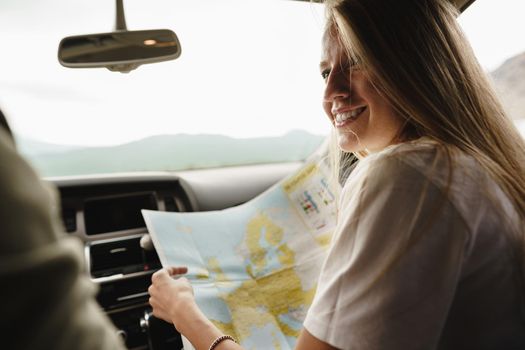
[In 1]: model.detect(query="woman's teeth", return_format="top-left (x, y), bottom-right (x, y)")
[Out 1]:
top-left (335, 106), bottom-right (366, 123)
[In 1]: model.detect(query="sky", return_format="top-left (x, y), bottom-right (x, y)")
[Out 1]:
top-left (458, 0), bottom-right (525, 71)
top-left (0, 0), bottom-right (523, 147)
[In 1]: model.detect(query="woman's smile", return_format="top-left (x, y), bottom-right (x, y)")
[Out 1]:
top-left (333, 106), bottom-right (368, 127)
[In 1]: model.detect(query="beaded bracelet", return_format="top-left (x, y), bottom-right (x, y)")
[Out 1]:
top-left (208, 335), bottom-right (236, 350)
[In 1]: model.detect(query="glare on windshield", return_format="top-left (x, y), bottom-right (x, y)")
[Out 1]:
top-left (0, 0), bottom-right (328, 176)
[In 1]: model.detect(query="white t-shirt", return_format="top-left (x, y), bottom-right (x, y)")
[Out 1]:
top-left (303, 139), bottom-right (525, 350)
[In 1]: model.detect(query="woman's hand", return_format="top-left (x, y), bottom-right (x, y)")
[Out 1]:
top-left (148, 267), bottom-right (330, 350)
top-left (148, 266), bottom-right (194, 329)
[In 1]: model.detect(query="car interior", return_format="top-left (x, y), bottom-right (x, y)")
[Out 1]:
top-left (1, 0), bottom-right (523, 349)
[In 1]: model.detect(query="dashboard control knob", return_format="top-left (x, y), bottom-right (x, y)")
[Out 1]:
top-left (140, 234), bottom-right (154, 251)
top-left (140, 310), bottom-right (153, 331)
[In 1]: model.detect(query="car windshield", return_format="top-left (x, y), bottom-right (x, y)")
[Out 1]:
top-left (0, 0), bottom-right (523, 177)
top-left (0, 0), bottom-right (328, 177)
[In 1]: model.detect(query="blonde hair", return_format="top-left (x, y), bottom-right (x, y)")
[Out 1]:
top-left (324, 0), bottom-right (525, 281)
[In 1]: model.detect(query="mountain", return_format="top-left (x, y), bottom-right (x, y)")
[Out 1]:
top-left (15, 137), bottom-right (82, 156)
top-left (491, 52), bottom-right (525, 120)
top-left (19, 130), bottom-right (326, 177)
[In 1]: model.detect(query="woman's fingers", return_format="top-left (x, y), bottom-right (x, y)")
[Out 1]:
top-left (167, 266), bottom-right (188, 276)
top-left (151, 268), bottom-right (169, 283)
top-left (151, 266), bottom-right (188, 283)
top-left (148, 266), bottom-right (195, 327)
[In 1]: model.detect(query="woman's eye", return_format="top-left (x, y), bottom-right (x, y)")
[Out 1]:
top-left (321, 69), bottom-right (330, 80)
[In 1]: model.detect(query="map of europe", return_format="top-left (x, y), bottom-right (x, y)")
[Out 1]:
top-left (143, 160), bottom-right (338, 350)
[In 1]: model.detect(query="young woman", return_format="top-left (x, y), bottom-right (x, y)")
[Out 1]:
top-left (148, 0), bottom-right (525, 349)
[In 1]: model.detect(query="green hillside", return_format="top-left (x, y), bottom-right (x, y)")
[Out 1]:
top-left (21, 130), bottom-right (326, 177)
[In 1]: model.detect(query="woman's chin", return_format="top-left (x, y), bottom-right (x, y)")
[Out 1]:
top-left (337, 132), bottom-right (363, 153)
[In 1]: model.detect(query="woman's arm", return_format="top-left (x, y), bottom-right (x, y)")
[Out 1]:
top-left (296, 329), bottom-right (338, 350)
top-left (303, 153), bottom-right (470, 349)
top-left (148, 268), bottom-right (339, 350)
top-left (148, 267), bottom-right (242, 350)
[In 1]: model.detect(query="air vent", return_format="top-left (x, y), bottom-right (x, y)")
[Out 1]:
top-left (163, 196), bottom-right (179, 212)
top-left (97, 273), bottom-right (152, 310)
top-left (89, 237), bottom-right (160, 278)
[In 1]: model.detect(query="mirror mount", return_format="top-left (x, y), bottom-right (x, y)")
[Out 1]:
top-left (109, 0), bottom-right (137, 72)
top-left (106, 0), bottom-right (140, 73)
top-left (107, 62), bottom-right (139, 73)
top-left (115, 0), bottom-right (128, 31)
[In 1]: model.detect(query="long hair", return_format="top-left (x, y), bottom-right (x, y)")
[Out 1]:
top-left (324, 0), bottom-right (525, 282)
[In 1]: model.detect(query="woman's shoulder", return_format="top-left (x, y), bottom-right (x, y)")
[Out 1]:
top-left (345, 138), bottom-right (447, 188)
top-left (344, 138), bottom-right (493, 209)
top-left (345, 137), bottom-right (517, 233)
top-left (353, 137), bottom-right (483, 188)
top-left (340, 138), bottom-right (450, 207)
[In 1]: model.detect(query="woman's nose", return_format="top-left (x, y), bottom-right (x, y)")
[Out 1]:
top-left (323, 68), bottom-right (351, 103)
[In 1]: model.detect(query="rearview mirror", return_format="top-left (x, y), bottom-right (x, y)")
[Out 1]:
top-left (58, 29), bottom-right (181, 73)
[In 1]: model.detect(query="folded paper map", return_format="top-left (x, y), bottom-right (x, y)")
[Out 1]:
top-left (142, 159), bottom-right (338, 350)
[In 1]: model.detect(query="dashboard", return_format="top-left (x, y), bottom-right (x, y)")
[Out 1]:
top-left (50, 162), bottom-right (301, 350)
